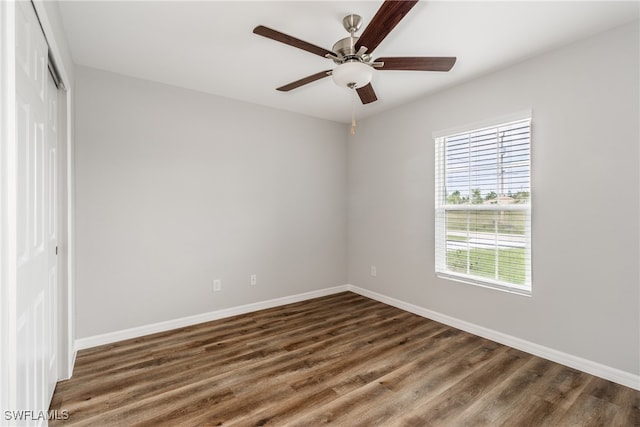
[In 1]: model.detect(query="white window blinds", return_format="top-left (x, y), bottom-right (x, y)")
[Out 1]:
top-left (435, 114), bottom-right (532, 295)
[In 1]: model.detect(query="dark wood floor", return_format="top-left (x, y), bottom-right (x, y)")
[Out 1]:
top-left (50, 292), bottom-right (639, 426)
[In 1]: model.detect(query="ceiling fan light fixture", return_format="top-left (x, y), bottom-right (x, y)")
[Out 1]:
top-left (254, 1), bottom-right (455, 107)
top-left (331, 61), bottom-right (372, 89)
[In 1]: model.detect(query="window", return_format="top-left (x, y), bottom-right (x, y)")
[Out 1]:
top-left (434, 112), bottom-right (531, 295)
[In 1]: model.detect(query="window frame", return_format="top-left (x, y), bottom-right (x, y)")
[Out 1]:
top-left (434, 111), bottom-right (532, 296)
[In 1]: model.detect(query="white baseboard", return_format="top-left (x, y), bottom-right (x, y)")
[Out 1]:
top-left (75, 285), bottom-right (349, 351)
top-left (345, 284), bottom-right (640, 391)
top-left (74, 283), bottom-right (639, 390)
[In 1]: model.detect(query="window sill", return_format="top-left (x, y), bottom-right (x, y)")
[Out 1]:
top-left (436, 272), bottom-right (531, 297)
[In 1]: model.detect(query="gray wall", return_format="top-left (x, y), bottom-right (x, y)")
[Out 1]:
top-left (75, 67), bottom-right (347, 338)
top-left (347, 22), bottom-right (639, 375)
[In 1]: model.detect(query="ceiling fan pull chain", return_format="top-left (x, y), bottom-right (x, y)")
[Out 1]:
top-left (350, 89), bottom-right (357, 135)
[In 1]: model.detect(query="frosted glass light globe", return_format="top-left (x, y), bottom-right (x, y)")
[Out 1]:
top-left (332, 62), bottom-right (372, 88)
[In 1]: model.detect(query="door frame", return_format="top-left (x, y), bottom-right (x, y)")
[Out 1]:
top-left (1, 0), bottom-right (19, 411)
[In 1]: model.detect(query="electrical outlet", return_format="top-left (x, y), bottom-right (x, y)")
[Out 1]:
top-left (371, 265), bottom-right (377, 277)
top-left (213, 279), bottom-right (221, 292)
top-left (250, 274), bottom-right (257, 286)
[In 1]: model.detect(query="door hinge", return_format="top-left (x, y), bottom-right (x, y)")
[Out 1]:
top-left (56, 246), bottom-right (58, 255)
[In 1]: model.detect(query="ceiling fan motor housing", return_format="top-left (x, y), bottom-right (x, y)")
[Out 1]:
top-left (332, 37), bottom-right (360, 62)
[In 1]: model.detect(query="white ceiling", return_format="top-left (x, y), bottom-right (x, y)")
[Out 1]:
top-left (57, 1), bottom-right (639, 124)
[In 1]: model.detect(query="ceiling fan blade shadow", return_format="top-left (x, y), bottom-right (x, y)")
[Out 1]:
top-left (355, 0), bottom-right (419, 54)
top-left (253, 25), bottom-right (334, 58)
top-left (276, 70), bottom-right (332, 92)
top-left (356, 83), bottom-right (378, 104)
top-left (375, 57), bottom-right (457, 71)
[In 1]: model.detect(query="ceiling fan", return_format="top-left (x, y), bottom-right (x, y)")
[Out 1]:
top-left (253, 0), bottom-right (456, 105)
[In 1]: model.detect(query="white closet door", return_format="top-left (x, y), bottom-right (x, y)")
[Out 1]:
top-left (15, 0), bottom-right (57, 423)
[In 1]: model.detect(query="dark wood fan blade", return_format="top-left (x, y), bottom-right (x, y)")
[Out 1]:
top-left (375, 57), bottom-right (457, 71)
top-left (253, 25), bottom-right (334, 58)
top-left (355, 0), bottom-right (419, 54)
top-left (356, 83), bottom-right (378, 104)
top-left (276, 70), bottom-right (332, 92)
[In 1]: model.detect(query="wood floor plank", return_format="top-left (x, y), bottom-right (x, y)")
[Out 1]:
top-left (314, 335), bottom-right (497, 426)
top-left (49, 292), bottom-right (640, 426)
top-left (452, 357), bottom-right (559, 426)
top-left (397, 347), bottom-right (533, 426)
top-left (556, 391), bottom-right (623, 427)
top-left (188, 312), bottom-right (439, 425)
top-left (55, 298), bottom-right (396, 421)
top-left (229, 319), bottom-right (461, 426)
